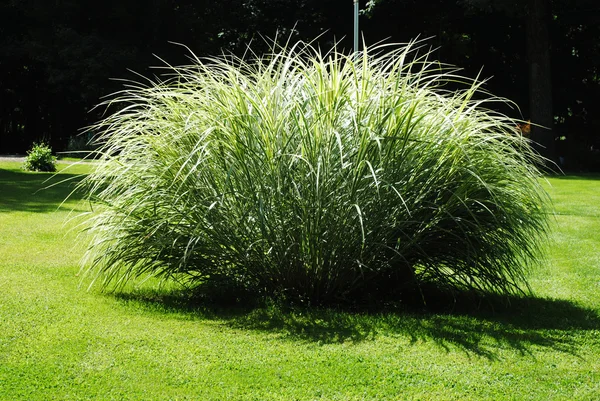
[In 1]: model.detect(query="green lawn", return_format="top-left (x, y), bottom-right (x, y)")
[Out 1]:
top-left (1, 161), bottom-right (599, 400)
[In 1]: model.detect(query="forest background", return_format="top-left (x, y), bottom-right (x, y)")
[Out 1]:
top-left (1, 0), bottom-right (599, 169)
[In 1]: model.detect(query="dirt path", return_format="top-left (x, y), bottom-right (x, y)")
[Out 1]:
top-left (0, 155), bottom-right (88, 164)
top-left (0, 155), bottom-right (26, 162)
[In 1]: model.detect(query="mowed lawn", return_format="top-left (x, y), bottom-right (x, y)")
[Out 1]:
top-left (0, 160), bottom-right (598, 400)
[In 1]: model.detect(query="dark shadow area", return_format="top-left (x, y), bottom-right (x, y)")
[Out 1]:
top-left (0, 167), bottom-right (88, 213)
top-left (111, 287), bottom-right (600, 360)
top-left (547, 173), bottom-right (600, 181)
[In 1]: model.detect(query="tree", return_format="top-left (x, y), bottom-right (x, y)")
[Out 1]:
top-left (363, 0), bottom-right (556, 158)
top-left (0, 0), bottom-right (242, 153)
top-left (1, 0), bottom-right (598, 164)
top-left (527, 0), bottom-right (555, 162)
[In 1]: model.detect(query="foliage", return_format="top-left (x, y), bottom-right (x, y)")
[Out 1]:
top-left (78, 41), bottom-right (551, 305)
top-left (2, 1), bottom-right (599, 157)
top-left (23, 142), bottom-right (57, 172)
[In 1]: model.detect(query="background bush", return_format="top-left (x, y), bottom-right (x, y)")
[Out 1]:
top-left (80, 42), bottom-right (550, 305)
top-left (23, 142), bottom-right (56, 172)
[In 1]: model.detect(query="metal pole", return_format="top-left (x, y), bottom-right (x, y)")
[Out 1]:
top-left (353, 0), bottom-right (359, 55)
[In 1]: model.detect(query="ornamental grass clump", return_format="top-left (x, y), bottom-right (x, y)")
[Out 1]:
top-left (79, 41), bottom-right (550, 305)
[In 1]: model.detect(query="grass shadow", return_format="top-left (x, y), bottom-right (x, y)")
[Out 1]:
top-left (548, 173), bottom-right (600, 180)
top-left (111, 287), bottom-right (600, 360)
top-left (0, 167), bottom-right (88, 213)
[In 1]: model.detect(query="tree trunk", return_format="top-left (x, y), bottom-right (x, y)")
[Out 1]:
top-left (527, 0), bottom-right (555, 163)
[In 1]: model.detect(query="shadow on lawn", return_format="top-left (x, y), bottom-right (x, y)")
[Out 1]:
top-left (549, 173), bottom-right (600, 180)
top-left (0, 167), bottom-right (87, 213)
top-left (112, 288), bottom-right (600, 360)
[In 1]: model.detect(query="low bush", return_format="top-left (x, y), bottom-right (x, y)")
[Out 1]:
top-left (23, 142), bottom-right (57, 172)
top-left (79, 41), bottom-right (550, 305)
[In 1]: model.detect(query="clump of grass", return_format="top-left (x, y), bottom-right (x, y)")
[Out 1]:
top-left (79, 40), bottom-right (550, 305)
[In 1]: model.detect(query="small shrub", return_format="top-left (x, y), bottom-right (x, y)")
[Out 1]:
top-left (79, 41), bottom-right (550, 305)
top-left (23, 142), bottom-right (57, 172)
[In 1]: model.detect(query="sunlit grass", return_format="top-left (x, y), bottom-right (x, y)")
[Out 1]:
top-left (538, 176), bottom-right (600, 307)
top-left (0, 161), bottom-right (598, 400)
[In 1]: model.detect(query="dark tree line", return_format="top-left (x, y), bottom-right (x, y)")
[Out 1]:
top-left (1, 0), bottom-right (599, 168)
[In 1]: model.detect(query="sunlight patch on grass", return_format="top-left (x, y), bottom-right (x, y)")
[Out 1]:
top-left (0, 163), bottom-right (599, 400)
